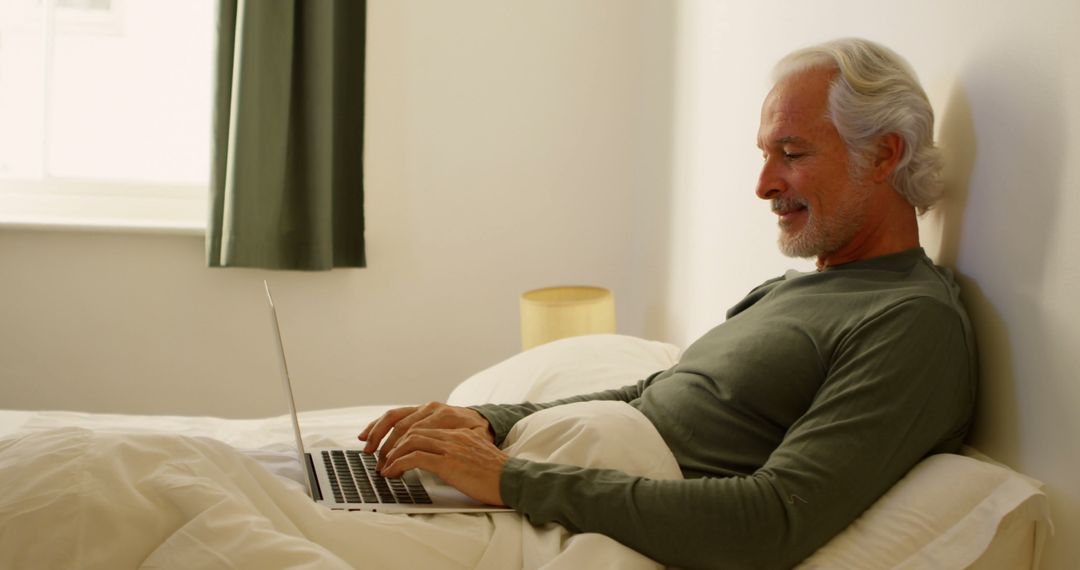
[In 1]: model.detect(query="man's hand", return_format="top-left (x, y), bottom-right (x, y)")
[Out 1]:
top-left (358, 402), bottom-right (506, 505)
top-left (378, 426), bottom-right (508, 506)
top-left (359, 402), bottom-right (495, 462)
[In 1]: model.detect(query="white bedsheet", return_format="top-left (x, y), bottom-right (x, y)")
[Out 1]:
top-left (0, 402), bottom-right (675, 570)
top-left (6, 406), bottom-right (402, 487)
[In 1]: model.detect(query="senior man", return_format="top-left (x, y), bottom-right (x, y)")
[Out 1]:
top-left (361, 38), bottom-right (975, 568)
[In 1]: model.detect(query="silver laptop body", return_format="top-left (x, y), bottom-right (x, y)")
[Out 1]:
top-left (264, 281), bottom-right (511, 514)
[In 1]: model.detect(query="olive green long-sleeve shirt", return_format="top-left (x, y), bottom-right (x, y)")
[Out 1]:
top-left (473, 248), bottom-right (976, 569)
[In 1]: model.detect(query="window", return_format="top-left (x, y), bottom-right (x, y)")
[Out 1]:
top-left (0, 0), bottom-right (216, 232)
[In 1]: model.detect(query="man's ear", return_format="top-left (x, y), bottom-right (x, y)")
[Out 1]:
top-left (871, 133), bottom-right (905, 183)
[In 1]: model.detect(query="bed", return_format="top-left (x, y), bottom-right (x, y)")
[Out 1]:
top-left (0, 334), bottom-right (1052, 569)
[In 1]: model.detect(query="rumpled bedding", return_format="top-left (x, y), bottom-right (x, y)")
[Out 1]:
top-left (0, 401), bottom-right (676, 570)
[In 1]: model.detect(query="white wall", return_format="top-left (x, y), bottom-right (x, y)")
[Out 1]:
top-left (0, 0), bottom-right (676, 418)
top-left (665, 1), bottom-right (1079, 567)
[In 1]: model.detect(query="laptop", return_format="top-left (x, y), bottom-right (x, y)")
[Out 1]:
top-left (264, 280), bottom-right (512, 514)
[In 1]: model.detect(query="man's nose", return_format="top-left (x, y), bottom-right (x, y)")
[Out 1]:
top-left (756, 161), bottom-right (786, 200)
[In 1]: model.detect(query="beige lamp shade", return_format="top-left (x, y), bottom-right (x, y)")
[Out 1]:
top-left (520, 286), bottom-right (615, 351)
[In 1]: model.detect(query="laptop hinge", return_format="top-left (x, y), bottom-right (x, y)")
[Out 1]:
top-left (305, 453), bottom-right (323, 501)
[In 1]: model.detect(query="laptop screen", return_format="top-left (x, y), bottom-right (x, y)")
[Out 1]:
top-left (264, 280), bottom-right (316, 498)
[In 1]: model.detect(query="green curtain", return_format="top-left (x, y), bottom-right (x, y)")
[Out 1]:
top-left (207, 0), bottom-right (366, 270)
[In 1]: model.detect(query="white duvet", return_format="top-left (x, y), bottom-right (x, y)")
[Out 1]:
top-left (0, 401), bottom-right (679, 570)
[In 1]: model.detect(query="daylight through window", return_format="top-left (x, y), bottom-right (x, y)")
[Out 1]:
top-left (0, 0), bottom-right (215, 231)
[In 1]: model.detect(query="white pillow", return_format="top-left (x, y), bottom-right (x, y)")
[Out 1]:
top-left (446, 334), bottom-right (681, 406)
top-left (797, 452), bottom-right (1050, 569)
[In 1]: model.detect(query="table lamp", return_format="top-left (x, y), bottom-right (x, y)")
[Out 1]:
top-left (519, 286), bottom-right (615, 351)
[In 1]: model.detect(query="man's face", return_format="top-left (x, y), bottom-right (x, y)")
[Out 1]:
top-left (755, 68), bottom-right (871, 260)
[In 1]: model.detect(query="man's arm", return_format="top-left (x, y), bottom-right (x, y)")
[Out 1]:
top-left (362, 373), bottom-right (666, 468)
top-left (470, 376), bottom-right (658, 444)
top-left (498, 298), bottom-right (974, 568)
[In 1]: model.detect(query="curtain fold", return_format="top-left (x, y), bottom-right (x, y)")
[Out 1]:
top-left (207, 0), bottom-right (366, 270)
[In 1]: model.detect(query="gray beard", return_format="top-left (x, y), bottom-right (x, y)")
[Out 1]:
top-left (776, 185), bottom-right (873, 260)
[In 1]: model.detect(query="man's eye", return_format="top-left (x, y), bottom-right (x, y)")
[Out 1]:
top-left (784, 152), bottom-right (804, 160)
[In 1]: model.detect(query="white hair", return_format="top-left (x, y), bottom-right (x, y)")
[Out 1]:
top-left (774, 38), bottom-right (944, 213)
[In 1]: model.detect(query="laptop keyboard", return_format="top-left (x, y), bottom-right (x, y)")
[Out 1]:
top-left (322, 450), bottom-right (433, 505)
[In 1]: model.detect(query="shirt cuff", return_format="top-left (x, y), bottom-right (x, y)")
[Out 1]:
top-left (499, 456), bottom-right (529, 508)
top-left (468, 404), bottom-right (516, 445)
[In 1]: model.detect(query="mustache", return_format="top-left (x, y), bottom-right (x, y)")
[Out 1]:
top-left (771, 198), bottom-right (808, 213)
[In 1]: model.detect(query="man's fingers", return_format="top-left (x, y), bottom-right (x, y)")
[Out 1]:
top-left (375, 403), bottom-right (454, 464)
top-left (381, 428), bottom-right (489, 472)
top-left (359, 402), bottom-right (494, 461)
top-left (359, 416), bottom-right (385, 441)
top-left (381, 449), bottom-right (443, 479)
top-left (377, 407), bottom-right (439, 462)
top-left (358, 406), bottom-right (418, 453)
top-left (380, 429), bottom-right (454, 471)
top-left (381, 430), bottom-right (462, 476)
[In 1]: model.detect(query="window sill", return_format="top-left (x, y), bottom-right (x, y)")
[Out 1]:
top-left (0, 179), bottom-right (208, 236)
top-left (0, 217), bottom-right (205, 236)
